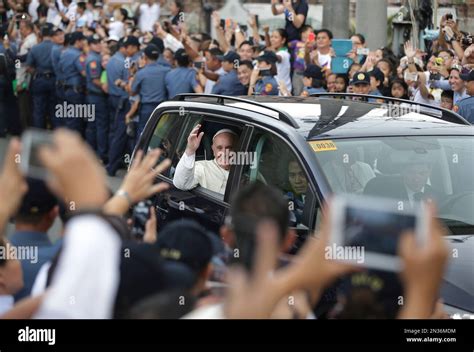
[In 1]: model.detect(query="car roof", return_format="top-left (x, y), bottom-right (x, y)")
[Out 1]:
top-left (238, 96), bottom-right (473, 140)
top-left (168, 94), bottom-right (473, 140)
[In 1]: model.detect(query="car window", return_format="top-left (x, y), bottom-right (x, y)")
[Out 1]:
top-left (147, 112), bottom-right (185, 178)
top-left (241, 129), bottom-right (314, 229)
top-left (170, 114), bottom-right (244, 198)
top-left (312, 136), bottom-right (474, 230)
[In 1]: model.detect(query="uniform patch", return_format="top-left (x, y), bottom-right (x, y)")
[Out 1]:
top-left (309, 140), bottom-right (338, 152)
top-left (453, 105), bottom-right (459, 113)
top-left (79, 56), bottom-right (86, 63)
top-left (265, 83), bottom-right (273, 93)
top-left (90, 61), bottom-right (97, 69)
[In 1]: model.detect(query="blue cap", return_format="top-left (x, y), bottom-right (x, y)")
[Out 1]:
top-left (17, 178), bottom-right (57, 217)
top-left (217, 50), bottom-right (240, 63)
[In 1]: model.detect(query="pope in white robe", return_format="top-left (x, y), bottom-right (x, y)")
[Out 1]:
top-left (173, 126), bottom-right (237, 194)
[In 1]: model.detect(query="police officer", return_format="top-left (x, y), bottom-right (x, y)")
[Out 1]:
top-left (301, 64), bottom-right (326, 96)
top-left (51, 27), bottom-right (66, 127)
top-left (26, 24), bottom-right (57, 129)
top-left (351, 71), bottom-right (373, 102)
top-left (455, 70), bottom-right (474, 123)
top-left (106, 36), bottom-right (140, 177)
top-left (85, 34), bottom-right (108, 163)
top-left (165, 48), bottom-right (202, 98)
top-left (59, 31), bottom-right (87, 133)
top-left (131, 44), bottom-right (170, 139)
top-left (249, 51), bottom-right (279, 96)
top-left (212, 51), bottom-right (247, 96)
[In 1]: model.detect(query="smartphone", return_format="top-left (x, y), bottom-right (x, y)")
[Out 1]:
top-left (446, 13), bottom-right (453, 21)
top-left (130, 200), bottom-right (153, 239)
top-left (308, 32), bottom-right (315, 42)
top-left (404, 71), bottom-right (418, 82)
top-left (330, 195), bottom-right (428, 272)
top-left (255, 15), bottom-right (259, 29)
top-left (435, 57), bottom-right (444, 66)
top-left (194, 61), bottom-right (203, 69)
top-left (357, 48), bottom-right (370, 56)
top-left (20, 129), bottom-right (54, 180)
top-left (220, 19), bottom-right (225, 29)
top-left (240, 24), bottom-right (248, 33)
top-left (260, 68), bottom-right (272, 77)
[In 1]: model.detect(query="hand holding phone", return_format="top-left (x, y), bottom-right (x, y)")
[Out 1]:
top-left (308, 32), bottom-right (315, 43)
top-left (20, 129), bottom-right (54, 180)
top-left (329, 195), bottom-right (428, 271)
top-left (131, 200), bottom-right (153, 239)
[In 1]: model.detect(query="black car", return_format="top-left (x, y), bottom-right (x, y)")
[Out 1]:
top-left (133, 93), bottom-right (474, 316)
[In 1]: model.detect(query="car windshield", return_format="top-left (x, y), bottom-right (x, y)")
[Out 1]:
top-left (311, 136), bottom-right (474, 232)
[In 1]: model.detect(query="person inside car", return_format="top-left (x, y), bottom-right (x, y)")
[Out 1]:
top-left (285, 160), bottom-right (308, 226)
top-left (173, 125), bottom-right (238, 194)
top-left (364, 159), bottom-right (440, 207)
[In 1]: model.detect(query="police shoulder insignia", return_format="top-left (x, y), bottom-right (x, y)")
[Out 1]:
top-left (453, 105), bottom-right (459, 113)
top-left (265, 83), bottom-right (273, 93)
top-left (79, 56), bottom-right (86, 63)
top-left (90, 61), bottom-right (97, 69)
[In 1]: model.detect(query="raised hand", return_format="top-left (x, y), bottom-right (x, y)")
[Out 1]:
top-left (185, 124), bottom-right (204, 156)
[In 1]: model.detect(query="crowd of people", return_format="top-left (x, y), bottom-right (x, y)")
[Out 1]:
top-left (0, 130), bottom-right (450, 319)
top-left (0, 0), bottom-right (472, 177)
top-left (0, 0), bottom-right (467, 320)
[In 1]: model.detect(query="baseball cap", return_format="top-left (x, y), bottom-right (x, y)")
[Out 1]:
top-left (123, 35), bottom-right (140, 47)
top-left (256, 50), bottom-right (278, 64)
top-left (144, 44), bottom-right (160, 60)
top-left (460, 70), bottom-right (474, 82)
top-left (155, 219), bottom-right (214, 274)
top-left (70, 31), bottom-right (86, 44)
top-left (149, 36), bottom-right (164, 54)
top-left (337, 270), bottom-right (404, 319)
top-left (303, 64), bottom-right (323, 80)
top-left (17, 178), bottom-right (57, 217)
top-left (216, 51), bottom-right (240, 63)
top-left (352, 71), bottom-right (370, 85)
top-left (87, 33), bottom-right (101, 44)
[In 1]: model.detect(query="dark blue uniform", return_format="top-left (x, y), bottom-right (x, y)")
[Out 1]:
top-left (105, 51), bottom-right (130, 176)
top-left (131, 62), bottom-right (170, 139)
top-left (26, 39), bottom-right (56, 128)
top-left (455, 96), bottom-right (474, 123)
top-left (51, 43), bottom-right (65, 126)
top-left (59, 47), bottom-right (86, 132)
top-left (255, 76), bottom-right (279, 96)
top-left (85, 50), bottom-right (108, 162)
top-left (165, 67), bottom-right (198, 98)
top-left (211, 69), bottom-right (247, 96)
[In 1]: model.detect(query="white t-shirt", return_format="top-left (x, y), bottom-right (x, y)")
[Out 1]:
top-left (205, 67), bottom-right (226, 94)
top-left (109, 21), bottom-right (125, 39)
top-left (317, 52), bottom-right (332, 70)
top-left (276, 49), bottom-right (292, 93)
top-left (138, 3), bottom-right (161, 33)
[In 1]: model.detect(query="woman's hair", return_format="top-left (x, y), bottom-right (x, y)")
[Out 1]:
top-left (336, 74), bottom-right (349, 90)
top-left (274, 28), bottom-right (288, 47)
top-left (389, 78), bottom-right (410, 99)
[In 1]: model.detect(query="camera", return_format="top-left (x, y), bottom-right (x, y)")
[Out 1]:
top-left (130, 199), bottom-right (153, 239)
top-left (260, 68), bottom-right (272, 77)
top-left (194, 61), bottom-right (204, 70)
top-left (446, 13), bottom-right (453, 21)
top-left (461, 35), bottom-right (474, 47)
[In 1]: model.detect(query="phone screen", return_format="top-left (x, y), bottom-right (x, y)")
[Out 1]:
top-left (260, 69), bottom-right (271, 77)
top-left (20, 129), bottom-right (54, 180)
top-left (342, 205), bottom-right (417, 256)
top-left (194, 61), bottom-right (203, 69)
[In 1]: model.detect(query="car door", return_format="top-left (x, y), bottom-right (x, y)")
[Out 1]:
top-left (236, 125), bottom-right (319, 252)
top-left (141, 108), bottom-right (247, 235)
